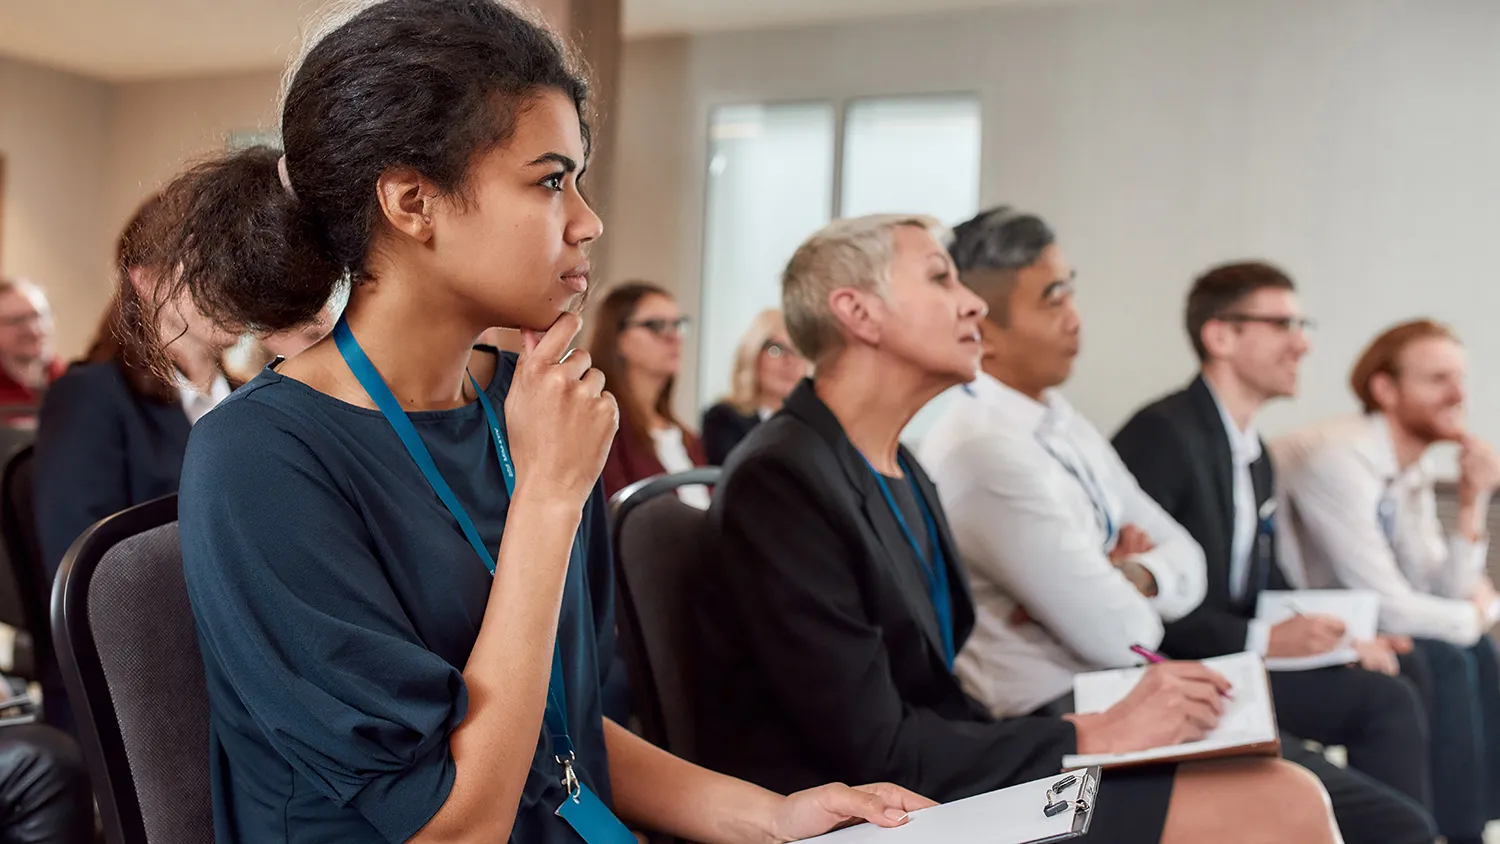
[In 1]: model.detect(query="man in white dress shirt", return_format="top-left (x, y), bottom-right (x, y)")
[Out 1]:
top-left (919, 206), bottom-right (1437, 844)
top-left (1274, 319), bottom-right (1500, 844)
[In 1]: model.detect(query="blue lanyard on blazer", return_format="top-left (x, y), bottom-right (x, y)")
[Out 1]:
top-left (863, 454), bottom-right (957, 669)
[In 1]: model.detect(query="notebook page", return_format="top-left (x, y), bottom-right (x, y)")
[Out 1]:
top-left (1063, 652), bottom-right (1275, 768)
top-left (1256, 590), bottom-right (1379, 671)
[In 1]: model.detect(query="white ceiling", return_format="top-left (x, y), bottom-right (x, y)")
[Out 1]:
top-left (0, 0), bottom-right (1080, 82)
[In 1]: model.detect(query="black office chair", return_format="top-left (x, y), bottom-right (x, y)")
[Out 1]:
top-left (609, 467), bottom-right (720, 765)
top-left (0, 444), bottom-right (44, 680)
top-left (52, 494), bottom-right (213, 844)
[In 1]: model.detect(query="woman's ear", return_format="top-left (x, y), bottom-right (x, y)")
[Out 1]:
top-left (827, 288), bottom-right (880, 348)
top-left (375, 166), bottom-right (438, 243)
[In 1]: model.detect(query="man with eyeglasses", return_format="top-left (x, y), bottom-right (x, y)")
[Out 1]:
top-left (1112, 263), bottom-right (1436, 841)
top-left (0, 278), bottom-right (64, 428)
top-left (918, 216), bottom-right (1436, 844)
top-left (1271, 319), bottom-right (1500, 844)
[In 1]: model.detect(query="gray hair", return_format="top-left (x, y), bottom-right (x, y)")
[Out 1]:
top-left (949, 206), bottom-right (1055, 325)
top-left (781, 213), bottom-right (951, 364)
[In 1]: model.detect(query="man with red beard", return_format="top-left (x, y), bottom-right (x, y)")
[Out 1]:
top-left (1274, 319), bottom-right (1500, 844)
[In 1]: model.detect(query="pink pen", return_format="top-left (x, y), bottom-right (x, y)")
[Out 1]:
top-left (1130, 644), bottom-right (1167, 664)
top-left (1130, 643), bottom-right (1233, 699)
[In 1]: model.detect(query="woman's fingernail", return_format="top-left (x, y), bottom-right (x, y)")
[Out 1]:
top-left (884, 808), bottom-right (908, 823)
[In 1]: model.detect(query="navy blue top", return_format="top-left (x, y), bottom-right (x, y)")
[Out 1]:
top-left (35, 360), bottom-right (192, 579)
top-left (179, 351), bottom-right (616, 844)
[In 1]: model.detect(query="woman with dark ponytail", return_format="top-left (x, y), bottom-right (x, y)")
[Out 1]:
top-left (160, 2), bottom-right (928, 842)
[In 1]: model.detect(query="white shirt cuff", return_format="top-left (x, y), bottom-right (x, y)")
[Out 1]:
top-left (1131, 552), bottom-right (1193, 621)
top-left (1245, 619), bottom-right (1273, 656)
top-left (1444, 534), bottom-right (1491, 598)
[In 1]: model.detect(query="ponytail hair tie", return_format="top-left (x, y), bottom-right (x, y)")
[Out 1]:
top-left (276, 155), bottom-right (298, 201)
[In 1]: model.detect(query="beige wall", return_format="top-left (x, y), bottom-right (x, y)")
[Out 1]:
top-left (0, 56), bottom-right (111, 358)
top-left (0, 57), bottom-right (279, 358)
top-left (608, 0), bottom-right (1500, 452)
top-left (103, 71), bottom-right (282, 250)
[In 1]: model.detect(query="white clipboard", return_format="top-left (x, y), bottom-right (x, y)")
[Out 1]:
top-left (794, 768), bottom-right (1100, 844)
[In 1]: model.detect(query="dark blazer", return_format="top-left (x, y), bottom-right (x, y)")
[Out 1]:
top-left (700, 401), bottom-right (760, 466)
top-left (1112, 376), bottom-right (1289, 659)
top-left (601, 411), bottom-right (707, 500)
top-left (34, 360), bottom-right (193, 579)
top-left (33, 359), bottom-right (194, 739)
top-left (693, 379), bottom-right (1076, 802)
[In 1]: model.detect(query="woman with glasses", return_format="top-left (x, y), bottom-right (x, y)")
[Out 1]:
top-left (590, 281), bottom-right (709, 504)
top-left (701, 309), bottom-right (808, 466)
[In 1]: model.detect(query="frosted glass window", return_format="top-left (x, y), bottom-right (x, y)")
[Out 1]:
top-left (840, 94), bottom-right (982, 226)
top-left (840, 95), bottom-right (982, 446)
top-left (699, 102), bottom-right (835, 410)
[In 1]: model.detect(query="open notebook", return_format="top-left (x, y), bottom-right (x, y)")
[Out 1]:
top-left (795, 769), bottom-right (1100, 844)
top-left (1255, 590), bottom-right (1379, 671)
top-left (1061, 652), bottom-right (1279, 769)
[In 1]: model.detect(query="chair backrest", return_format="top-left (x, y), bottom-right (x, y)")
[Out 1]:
top-left (609, 468), bottom-right (720, 764)
top-left (0, 444), bottom-right (47, 672)
top-left (52, 494), bottom-right (213, 844)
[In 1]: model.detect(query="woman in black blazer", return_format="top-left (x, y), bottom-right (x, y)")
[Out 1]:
top-left (33, 196), bottom-right (246, 735)
top-left (700, 308), bottom-right (806, 465)
top-left (35, 194), bottom-right (242, 579)
top-left (693, 214), bottom-right (1342, 844)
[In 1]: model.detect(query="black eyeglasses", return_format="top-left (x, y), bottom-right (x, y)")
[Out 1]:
top-left (1218, 314), bottom-right (1317, 333)
top-left (623, 316), bottom-right (692, 338)
top-left (761, 341), bottom-right (802, 360)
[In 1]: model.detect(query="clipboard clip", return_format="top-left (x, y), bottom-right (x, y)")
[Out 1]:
top-left (1043, 774), bottom-right (1090, 818)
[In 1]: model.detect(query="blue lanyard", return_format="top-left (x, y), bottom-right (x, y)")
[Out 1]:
top-left (1036, 433), bottom-right (1117, 547)
top-left (332, 319), bottom-right (580, 781)
top-left (1377, 481), bottom-right (1399, 550)
top-left (865, 455), bottom-right (956, 669)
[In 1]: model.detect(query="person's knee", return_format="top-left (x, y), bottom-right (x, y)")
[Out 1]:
top-left (1361, 670), bottom-right (1427, 728)
top-left (1167, 759), bottom-right (1337, 843)
top-left (1258, 759), bottom-right (1338, 840)
top-left (0, 725), bottom-right (90, 796)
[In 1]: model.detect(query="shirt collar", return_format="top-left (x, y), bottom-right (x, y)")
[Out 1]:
top-left (1203, 377), bottom-right (1262, 465)
top-left (177, 372), bottom-right (232, 422)
top-left (966, 371), bottom-right (1072, 435)
top-left (1366, 412), bottom-right (1431, 488)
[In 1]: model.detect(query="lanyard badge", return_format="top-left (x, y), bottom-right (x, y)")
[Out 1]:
top-left (333, 318), bottom-right (633, 844)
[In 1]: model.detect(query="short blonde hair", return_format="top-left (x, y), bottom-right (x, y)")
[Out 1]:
top-left (723, 309), bottom-right (788, 413)
top-left (782, 214), bottom-right (951, 363)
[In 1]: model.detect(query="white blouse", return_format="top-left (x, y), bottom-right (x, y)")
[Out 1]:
top-left (651, 426), bottom-right (711, 510)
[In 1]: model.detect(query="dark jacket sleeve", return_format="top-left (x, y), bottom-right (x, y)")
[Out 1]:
top-left (714, 450), bottom-right (1076, 800)
top-left (701, 404), bottom-right (745, 466)
top-left (1113, 410), bottom-right (1249, 659)
top-left (34, 369), bottom-right (132, 579)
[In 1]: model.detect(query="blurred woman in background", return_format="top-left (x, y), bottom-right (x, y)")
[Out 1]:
top-left (590, 281), bottom-right (708, 502)
top-left (701, 308), bottom-right (807, 465)
top-left (35, 194), bottom-right (238, 577)
top-left (32, 193), bottom-right (238, 735)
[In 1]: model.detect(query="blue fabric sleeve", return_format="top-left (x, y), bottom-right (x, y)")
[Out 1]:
top-left (179, 398), bottom-right (463, 843)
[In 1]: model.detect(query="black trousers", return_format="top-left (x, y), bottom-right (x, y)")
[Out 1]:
top-left (0, 724), bottom-right (93, 844)
top-left (1402, 637), bottom-right (1500, 841)
top-left (1269, 665), bottom-right (1436, 844)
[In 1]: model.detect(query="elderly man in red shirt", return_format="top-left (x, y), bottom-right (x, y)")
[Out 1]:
top-left (0, 278), bottom-right (64, 427)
